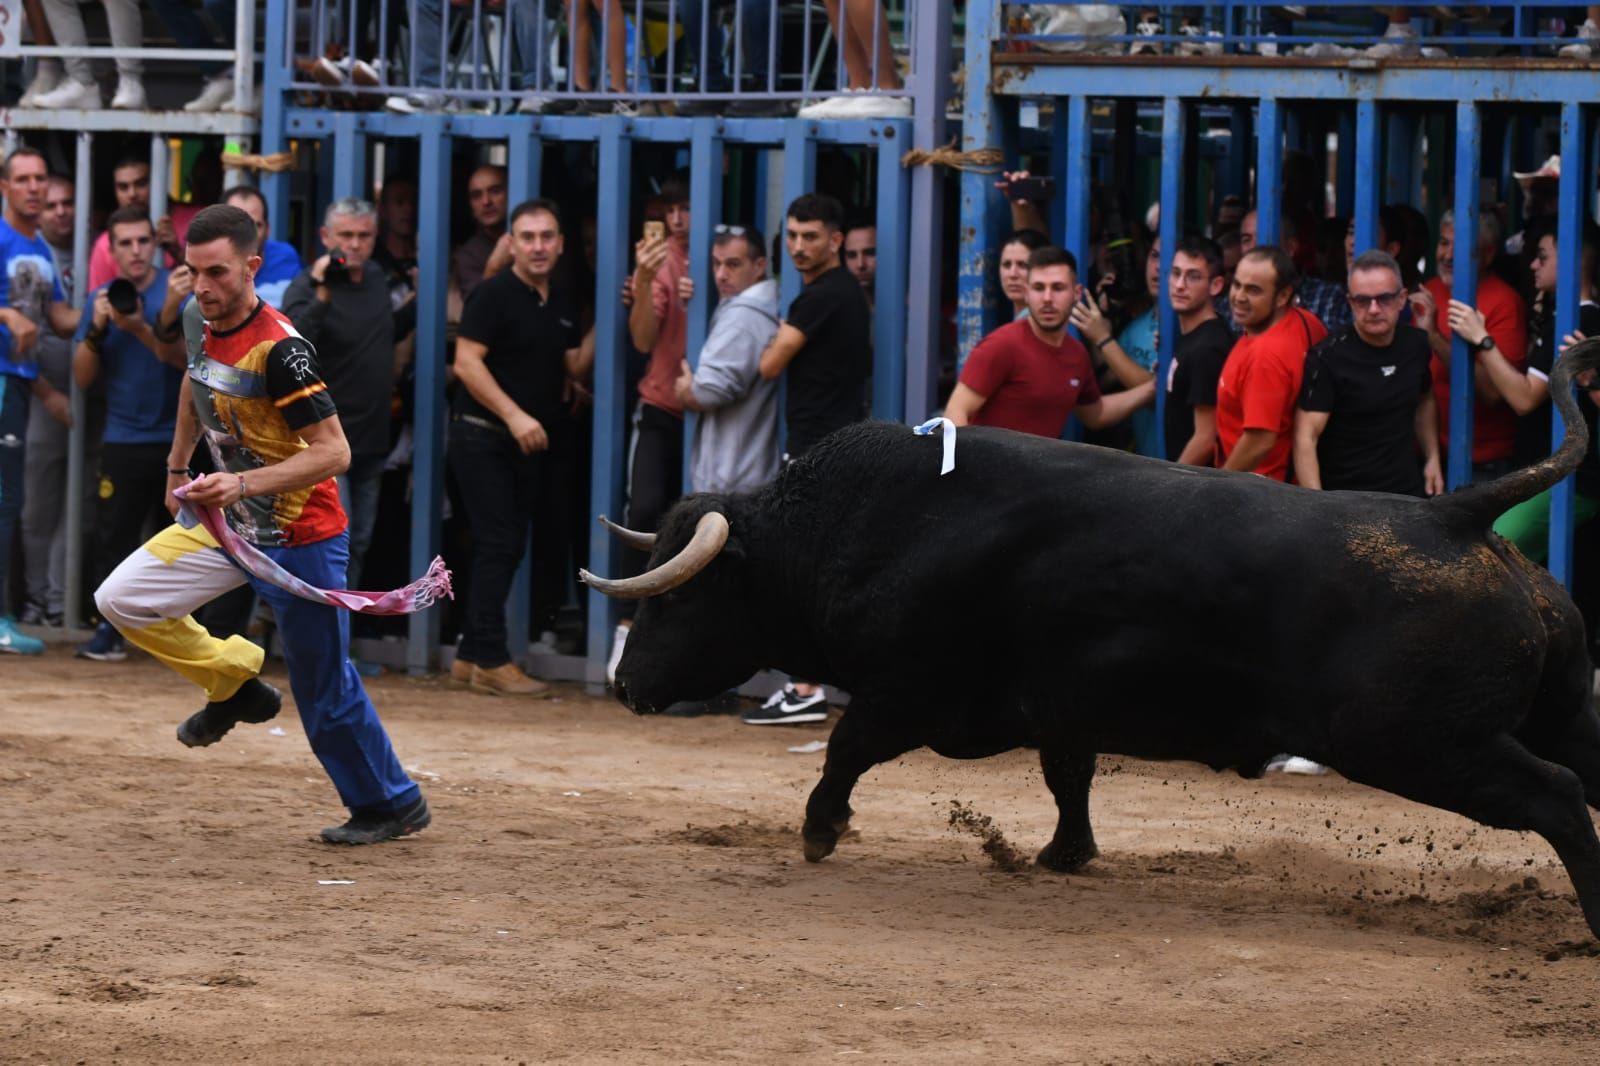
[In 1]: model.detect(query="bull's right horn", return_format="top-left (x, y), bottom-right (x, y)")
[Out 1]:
top-left (598, 514), bottom-right (657, 551)
top-left (580, 512), bottom-right (729, 599)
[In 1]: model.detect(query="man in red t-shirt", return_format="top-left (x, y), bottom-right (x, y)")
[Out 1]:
top-left (1215, 246), bottom-right (1328, 480)
top-left (947, 245), bottom-right (1153, 436)
top-left (1410, 209), bottom-right (1527, 480)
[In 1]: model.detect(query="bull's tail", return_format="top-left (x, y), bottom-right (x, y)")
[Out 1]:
top-left (1444, 336), bottom-right (1600, 527)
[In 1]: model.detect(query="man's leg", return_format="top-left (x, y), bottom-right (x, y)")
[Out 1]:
top-left (335, 452), bottom-right (387, 589)
top-left (0, 376), bottom-right (33, 636)
top-left (20, 409), bottom-right (66, 619)
top-left (448, 423), bottom-right (532, 670)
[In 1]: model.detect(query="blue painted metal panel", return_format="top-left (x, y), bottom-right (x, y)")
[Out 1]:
top-left (1156, 97), bottom-right (1185, 462)
top-left (685, 119), bottom-right (725, 489)
top-left (1548, 101), bottom-right (1586, 586)
top-left (259, 0), bottom-right (291, 241)
top-left (874, 130), bottom-right (910, 423)
top-left (1447, 102), bottom-right (1481, 492)
top-left (1062, 96), bottom-right (1091, 276)
top-left (1352, 99), bottom-right (1380, 255)
top-left (331, 113), bottom-right (365, 201)
top-left (957, 0), bottom-right (1003, 371)
top-left (779, 124), bottom-right (817, 314)
top-left (1255, 98), bottom-right (1281, 247)
top-left (504, 131), bottom-right (544, 667)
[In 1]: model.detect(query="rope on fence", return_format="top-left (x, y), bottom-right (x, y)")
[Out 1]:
top-left (220, 149), bottom-right (297, 173)
top-left (900, 141), bottom-right (1003, 173)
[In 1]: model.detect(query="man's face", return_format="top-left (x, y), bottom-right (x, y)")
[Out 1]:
top-left (712, 236), bottom-right (765, 299)
top-left (225, 193), bottom-right (269, 253)
top-left (381, 180), bottom-right (418, 239)
top-left (0, 154), bottom-right (50, 222)
top-left (1144, 237), bottom-right (1162, 298)
top-left (510, 208), bottom-right (563, 279)
top-left (1240, 210), bottom-right (1258, 253)
top-left (42, 180), bottom-right (75, 246)
top-left (843, 226), bottom-right (877, 291)
top-left (1435, 224), bottom-right (1455, 287)
top-left (999, 240), bottom-right (1032, 305)
top-left (785, 218), bottom-right (840, 274)
top-left (321, 212), bottom-right (378, 270)
top-left (185, 237), bottom-right (258, 322)
top-left (1533, 233), bottom-right (1559, 294)
top-left (467, 168), bottom-right (507, 231)
top-left (665, 201), bottom-right (690, 240)
top-left (110, 220), bottom-right (155, 283)
top-left (1169, 251), bottom-right (1221, 314)
top-left (113, 163), bottom-right (151, 209)
top-left (1230, 254), bottom-right (1286, 331)
top-left (1025, 263), bottom-right (1076, 331)
top-left (1347, 266), bottom-right (1405, 346)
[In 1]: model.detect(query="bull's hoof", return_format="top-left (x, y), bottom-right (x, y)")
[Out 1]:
top-left (1036, 839), bottom-right (1098, 873)
top-left (802, 829), bottom-right (837, 863)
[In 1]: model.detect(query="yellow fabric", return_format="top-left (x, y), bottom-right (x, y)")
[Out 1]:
top-left (142, 520), bottom-right (222, 563)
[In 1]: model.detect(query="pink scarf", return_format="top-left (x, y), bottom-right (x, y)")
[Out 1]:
top-left (174, 482), bottom-right (453, 616)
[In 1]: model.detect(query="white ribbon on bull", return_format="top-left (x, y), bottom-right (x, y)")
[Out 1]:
top-left (913, 417), bottom-right (957, 475)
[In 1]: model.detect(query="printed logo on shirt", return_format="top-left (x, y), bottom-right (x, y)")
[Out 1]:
top-left (282, 342), bottom-right (315, 382)
top-left (1070, 378), bottom-right (1081, 387)
top-left (1381, 366), bottom-right (1396, 377)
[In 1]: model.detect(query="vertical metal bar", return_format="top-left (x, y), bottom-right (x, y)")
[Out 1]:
top-left (408, 116), bottom-right (452, 674)
top-left (801, 0), bottom-right (813, 101)
top-left (1047, 98), bottom-right (1070, 239)
top-left (1334, 106), bottom-right (1355, 217)
top-left (684, 118), bottom-right (723, 490)
top-left (1156, 97), bottom-right (1185, 463)
top-left (873, 123), bottom-right (909, 423)
top-left (1385, 107), bottom-right (1418, 212)
top-left (1447, 101), bottom-right (1481, 492)
top-left (332, 112), bottom-right (365, 200)
top-left (148, 133), bottom-right (170, 226)
top-left (1549, 101), bottom-right (1585, 586)
top-left (767, 0), bottom-right (777, 94)
top-left (501, 131), bottom-right (545, 663)
top-left (63, 132), bottom-right (93, 632)
top-left (232, 0), bottom-right (257, 115)
top-left (956, 0), bottom-right (1001, 369)
top-left (903, 0), bottom-right (952, 423)
top-left (779, 122), bottom-right (816, 313)
top-left (1255, 96), bottom-right (1281, 247)
top-left (1062, 95), bottom-right (1090, 274)
top-left (1353, 98), bottom-right (1380, 255)
top-left (587, 120), bottom-right (634, 688)
top-left (868, 0), bottom-right (881, 90)
top-left (260, 0), bottom-right (293, 231)
top-left (733, 0), bottom-right (744, 94)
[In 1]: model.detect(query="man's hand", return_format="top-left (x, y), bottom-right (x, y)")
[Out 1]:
top-left (166, 265), bottom-right (194, 306)
top-left (164, 471), bottom-right (190, 517)
top-left (486, 232), bottom-right (514, 276)
top-left (90, 290), bottom-right (113, 332)
top-left (677, 274), bottom-right (695, 304)
top-left (1562, 329), bottom-right (1589, 356)
top-left (38, 383), bottom-right (70, 427)
top-left (108, 295), bottom-right (143, 336)
top-left (155, 215), bottom-right (180, 258)
top-left (1068, 293), bottom-right (1113, 347)
top-left (1447, 300), bottom-right (1488, 348)
top-left (309, 253), bottom-right (332, 295)
top-left (564, 375), bottom-right (593, 415)
top-left (674, 360), bottom-right (695, 406)
top-left (180, 471), bottom-right (247, 509)
top-left (1410, 287), bottom-right (1438, 331)
top-left (620, 274), bottom-right (635, 309)
top-left (505, 411), bottom-right (549, 455)
top-left (1422, 454), bottom-right (1445, 496)
top-left (633, 235), bottom-right (668, 285)
top-left (2, 308), bottom-right (40, 354)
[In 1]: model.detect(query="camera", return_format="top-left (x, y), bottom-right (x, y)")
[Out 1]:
top-left (106, 278), bottom-right (140, 316)
top-left (322, 252), bottom-right (350, 286)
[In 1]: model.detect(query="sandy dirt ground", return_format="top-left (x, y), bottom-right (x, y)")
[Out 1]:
top-left (5, 655), bottom-right (1600, 1064)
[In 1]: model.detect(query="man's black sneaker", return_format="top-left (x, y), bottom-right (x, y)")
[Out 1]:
top-left (662, 690), bottom-right (744, 717)
top-left (176, 678), bottom-right (282, 748)
top-left (320, 795), bottom-right (432, 845)
top-left (741, 684), bottom-right (829, 725)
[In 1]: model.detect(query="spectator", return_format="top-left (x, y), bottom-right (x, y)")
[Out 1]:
top-left (71, 206), bottom-right (185, 661)
top-left (1560, 7), bottom-right (1600, 57)
top-left (842, 219), bottom-right (877, 311)
top-left (605, 175), bottom-right (693, 686)
top-left (742, 192), bottom-right (873, 726)
top-left (1412, 208), bottom-right (1528, 483)
top-left (1215, 245), bottom-right (1328, 480)
top-left (18, 173), bottom-right (78, 628)
top-left (954, 244), bottom-right (1153, 436)
top-left (1485, 222), bottom-right (1600, 561)
top-left (373, 175), bottom-right (420, 310)
top-left (999, 229), bottom-right (1050, 320)
top-left (86, 155), bottom-right (151, 292)
top-left (385, 0), bottom-right (570, 114)
top-left (145, 0), bottom-right (240, 112)
top-left (447, 199), bottom-right (588, 696)
top-left (676, 0), bottom-right (784, 116)
top-left (799, 0), bottom-right (908, 118)
top-left (1239, 208), bottom-right (1352, 332)
top-left (1342, 205), bottom-right (1414, 287)
top-left (283, 198), bottom-right (406, 590)
top-left (25, 0), bottom-right (144, 109)
top-left (1162, 234), bottom-right (1235, 465)
top-left (0, 147), bottom-right (79, 655)
top-left (222, 185), bottom-right (303, 310)
top-left (565, 0), bottom-right (633, 114)
top-left (1293, 249), bottom-right (1442, 497)
top-left (1087, 236), bottom-right (1162, 456)
top-left (453, 165), bottom-right (509, 298)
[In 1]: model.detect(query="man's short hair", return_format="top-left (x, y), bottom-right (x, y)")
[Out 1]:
top-left (112, 154), bottom-right (149, 174)
top-left (1028, 245), bottom-right (1078, 274)
top-left (510, 197), bottom-right (563, 230)
top-left (787, 192), bottom-right (845, 231)
top-left (2, 147), bottom-right (47, 181)
top-left (1347, 249), bottom-right (1402, 284)
top-left (1439, 208), bottom-right (1504, 254)
top-left (106, 204), bottom-right (152, 237)
top-left (185, 204), bottom-right (260, 256)
top-left (843, 216), bottom-right (876, 238)
top-left (658, 171), bottom-right (690, 207)
top-left (714, 224), bottom-right (766, 261)
top-left (1002, 228), bottom-right (1049, 254)
top-left (323, 196), bottom-right (377, 229)
top-left (223, 184), bottom-right (269, 221)
top-left (46, 173), bottom-right (74, 191)
top-left (1172, 234), bottom-right (1224, 278)
top-left (1240, 244), bottom-right (1299, 295)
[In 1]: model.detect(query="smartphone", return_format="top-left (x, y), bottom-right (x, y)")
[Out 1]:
top-left (1006, 176), bottom-right (1055, 203)
top-left (643, 220), bottom-right (665, 243)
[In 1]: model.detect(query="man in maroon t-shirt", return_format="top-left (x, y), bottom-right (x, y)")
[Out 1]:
top-left (947, 246), bottom-right (1153, 436)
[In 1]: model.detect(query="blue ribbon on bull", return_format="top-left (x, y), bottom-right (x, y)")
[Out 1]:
top-left (913, 417), bottom-right (957, 476)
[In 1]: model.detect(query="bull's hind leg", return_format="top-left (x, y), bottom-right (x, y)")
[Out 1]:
top-left (1035, 746), bottom-right (1099, 873)
top-left (1521, 699), bottom-right (1600, 812)
top-left (1347, 734), bottom-right (1600, 940)
top-left (802, 702), bottom-right (919, 863)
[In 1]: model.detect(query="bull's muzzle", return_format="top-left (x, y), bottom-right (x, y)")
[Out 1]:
top-left (580, 512), bottom-right (729, 599)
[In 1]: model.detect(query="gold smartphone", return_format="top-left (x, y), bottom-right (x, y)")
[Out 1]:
top-left (643, 220), bottom-right (665, 243)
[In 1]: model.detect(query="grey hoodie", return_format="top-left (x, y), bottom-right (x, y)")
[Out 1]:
top-left (689, 278), bottom-right (781, 494)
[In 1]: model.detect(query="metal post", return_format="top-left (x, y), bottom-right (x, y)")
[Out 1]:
top-left (260, 0), bottom-right (292, 232)
top-left (1062, 95), bottom-right (1090, 283)
top-left (1353, 98), bottom-right (1380, 255)
top-left (1385, 107), bottom-right (1419, 210)
top-left (684, 117), bottom-right (724, 487)
top-left (407, 116), bottom-right (452, 674)
top-left (873, 122), bottom-right (909, 423)
top-left (63, 132), bottom-right (93, 632)
top-left (148, 133), bottom-right (170, 223)
top-left (778, 122), bottom-right (816, 313)
top-left (1447, 101), bottom-right (1481, 492)
top-left (1156, 97), bottom-right (1185, 462)
top-left (331, 113), bottom-right (366, 200)
top-left (504, 130), bottom-right (544, 665)
top-left (1548, 101), bottom-right (1585, 585)
top-left (956, 0), bottom-right (1002, 369)
top-left (1255, 97), bottom-right (1281, 246)
top-left (1334, 106), bottom-right (1355, 218)
top-left (228, 0), bottom-right (258, 182)
top-left (904, 0), bottom-right (952, 423)
top-left (587, 119), bottom-right (634, 688)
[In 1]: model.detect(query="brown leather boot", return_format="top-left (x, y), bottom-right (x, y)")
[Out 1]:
top-left (470, 662), bottom-right (551, 698)
top-left (449, 657), bottom-right (474, 685)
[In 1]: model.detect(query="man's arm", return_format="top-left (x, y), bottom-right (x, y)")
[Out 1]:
top-left (1069, 296), bottom-right (1152, 388)
top-left (565, 325), bottom-right (596, 380)
top-left (1476, 345), bottom-right (1548, 415)
top-left (758, 323), bottom-right (808, 380)
top-left (943, 382), bottom-right (988, 426)
top-left (1175, 405), bottom-right (1217, 465)
top-left (1414, 391), bottom-right (1445, 495)
top-left (164, 375), bottom-right (202, 516)
top-left (47, 300), bottom-right (80, 338)
top-left (1075, 379), bottom-right (1156, 430)
top-left (1292, 408), bottom-right (1329, 490)
top-left (181, 412), bottom-right (352, 510)
top-left (628, 238), bottom-right (669, 352)
top-left (453, 335), bottom-right (548, 454)
top-left (1221, 428), bottom-right (1278, 473)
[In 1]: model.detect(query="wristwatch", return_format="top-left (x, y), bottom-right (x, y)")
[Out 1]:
top-left (1476, 334), bottom-right (1497, 352)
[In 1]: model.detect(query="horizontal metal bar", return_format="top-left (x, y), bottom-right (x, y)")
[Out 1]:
top-left (11, 46), bottom-right (239, 61)
top-left (0, 108), bottom-right (258, 135)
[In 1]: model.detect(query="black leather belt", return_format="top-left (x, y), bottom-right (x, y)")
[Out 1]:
top-left (453, 413), bottom-right (509, 436)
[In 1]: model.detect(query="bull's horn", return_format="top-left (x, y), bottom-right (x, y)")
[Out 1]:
top-left (580, 512), bottom-right (729, 599)
top-left (598, 514), bottom-right (657, 551)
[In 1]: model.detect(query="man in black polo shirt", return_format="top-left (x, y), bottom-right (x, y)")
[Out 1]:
top-left (747, 192), bottom-right (871, 726)
top-left (448, 199), bottom-right (588, 697)
top-left (1293, 249), bottom-right (1441, 497)
top-left (1163, 234), bottom-right (1236, 464)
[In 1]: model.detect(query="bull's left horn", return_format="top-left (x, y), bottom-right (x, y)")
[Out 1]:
top-left (580, 512), bottom-right (729, 599)
top-left (598, 514), bottom-right (657, 551)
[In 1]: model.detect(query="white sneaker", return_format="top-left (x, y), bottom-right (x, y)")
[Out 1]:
top-left (110, 76), bottom-right (146, 110)
top-left (1560, 19), bottom-right (1600, 59)
top-left (516, 92), bottom-right (552, 114)
top-left (28, 78), bottom-right (102, 110)
top-left (385, 92), bottom-right (446, 114)
top-left (606, 622), bottom-right (629, 685)
top-left (18, 62), bottom-right (62, 107)
top-left (1280, 756), bottom-right (1329, 776)
top-left (184, 72), bottom-right (235, 112)
top-left (1176, 25), bottom-right (1225, 56)
top-left (1130, 16), bottom-right (1163, 55)
top-left (843, 93), bottom-right (911, 118)
top-left (797, 93), bottom-right (855, 118)
top-left (1366, 21), bottom-right (1421, 59)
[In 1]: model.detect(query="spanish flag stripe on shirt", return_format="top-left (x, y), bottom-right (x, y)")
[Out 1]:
top-left (273, 381), bottom-right (328, 408)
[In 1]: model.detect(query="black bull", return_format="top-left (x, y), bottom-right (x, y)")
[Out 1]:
top-left (583, 342), bottom-right (1600, 940)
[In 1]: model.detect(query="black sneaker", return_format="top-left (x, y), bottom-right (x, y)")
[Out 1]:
top-left (75, 621), bottom-right (128, 662)
top-left (320, 795), bottom-right (432, 844)
top-left (662, 690), bottom-right (744, 717)
top-left (741, 684), bottom-right (828, 725)
top-left (176, 678), bottom-right (282, 748)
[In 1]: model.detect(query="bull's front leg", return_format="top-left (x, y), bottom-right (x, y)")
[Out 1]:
top-left (1035, 745), bottom-right (1099, 873)
top-left (802, 700), bottom-right (919, 863)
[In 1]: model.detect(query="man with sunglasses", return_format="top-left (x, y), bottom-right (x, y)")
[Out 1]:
top-left (1293, 250), bottom-right (1442, 497)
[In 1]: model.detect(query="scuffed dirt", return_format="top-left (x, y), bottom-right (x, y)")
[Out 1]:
top-left (6, 655), bottom-right (1600, 1063)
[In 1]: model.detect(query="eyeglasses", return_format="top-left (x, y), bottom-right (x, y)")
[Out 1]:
top-left (1346, 290), bottom-right (1406, 309)
top-left (713, 224), bottom-right (748, 236)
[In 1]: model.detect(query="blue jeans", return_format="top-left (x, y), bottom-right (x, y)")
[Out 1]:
top-left (682, 0), bottom-right (776, 92)
top-left (410, 0), bottom-right (549, 91)
top-left (336, 452), bottom-right (387, 589)
top-left (0, 374), bottom-right (30, 607)
top-left (144, 0), bottom-right (236, 77)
